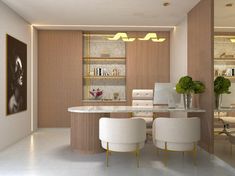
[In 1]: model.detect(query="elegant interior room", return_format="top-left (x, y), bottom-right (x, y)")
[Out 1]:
top-left (0, 0), bottom-right (235, 175)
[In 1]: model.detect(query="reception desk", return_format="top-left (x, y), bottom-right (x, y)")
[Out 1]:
top-left (68, 106), bottom-right (205, 154)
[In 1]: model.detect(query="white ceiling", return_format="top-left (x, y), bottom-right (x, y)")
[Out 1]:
top-left (215, 0), bottom-right (235, 29)
top-left (2, 0), bottom-right (200, 30)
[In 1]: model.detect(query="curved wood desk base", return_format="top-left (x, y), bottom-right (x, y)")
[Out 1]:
top-left (70, 113), bottom-right (109, 154)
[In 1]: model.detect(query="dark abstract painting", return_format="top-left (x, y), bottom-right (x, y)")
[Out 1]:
top-left (6, 34), bottom-right (27, 115)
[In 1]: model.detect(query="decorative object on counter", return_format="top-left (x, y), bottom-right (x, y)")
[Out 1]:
top-left (112, 68), bottom-right (119, 76)
top-left (89, 88), bottom-right (103, 100)
top-left (113, 92), bottom-right (119, 100)
top-left (100, 53), bottom-right (110, 58)
top-left (219, 52), bottom-right (234, 58)
top-left (93, 67), bottom-right (109, 76)
top-left (176, 76), bottom-right (205, 109)
top-left (214, 76), bottom-right (231, 109)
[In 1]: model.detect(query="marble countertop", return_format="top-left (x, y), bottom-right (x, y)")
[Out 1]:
top-left (68, 106), bottom-right (206, 113)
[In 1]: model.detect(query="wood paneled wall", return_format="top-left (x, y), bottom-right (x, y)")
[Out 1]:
top-left (38, 31), bottom-right (83, 127)
top-left (38, 31), bottom-right (170, 127)
top-left (188, 0), bottom-right (214, 153)
top-left (126, 32), bottom-right (170, 105)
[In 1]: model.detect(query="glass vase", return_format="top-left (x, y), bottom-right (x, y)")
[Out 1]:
top-left (183, 93), bottom-right (192, 109)
top-left (215, 94), bottom-right (222, 109)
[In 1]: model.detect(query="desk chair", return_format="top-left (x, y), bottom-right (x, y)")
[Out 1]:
top-left (131, 89), bottom-right (154, 137)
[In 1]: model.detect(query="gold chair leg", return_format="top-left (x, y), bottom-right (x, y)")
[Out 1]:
top-left (106, 142), bottom-right (109, 167)
top-left (164, 142), bottom-right (168, 166)
top-left (193, 143), bottom-right (197, 165)
top-left (136, 144), bottom-right (140, 168)
top-left (182, 152), bottom-right (184, 157)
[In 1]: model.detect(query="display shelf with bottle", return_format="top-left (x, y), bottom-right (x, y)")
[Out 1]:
top-left (83, 33), bottom-right (126, 102)
top-left (214, 35), bottom-right (235, 82)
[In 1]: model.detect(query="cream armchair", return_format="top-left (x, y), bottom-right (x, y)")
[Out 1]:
top-left (99, 118), bottom-right (146, 167)
top-left (152, 117), bottom-right (200, 165)
top-left (131, 89), bottom-right (154, 129)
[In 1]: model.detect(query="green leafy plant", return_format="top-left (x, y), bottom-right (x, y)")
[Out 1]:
top-left (214, 76), bottom-right (231, 109)
top-left (214, 76), bottom-right (231, 95)
top-left (176, 76), bottom-right (195, 94)
top-left (193, 81), bottom-right (206, 94)
top-left (176, 76), bottom-right (205, 94)
top-left (176, 76), bottom-right (205, 109)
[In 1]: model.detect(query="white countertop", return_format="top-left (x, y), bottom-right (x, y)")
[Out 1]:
top-left (68, 106), bottom-right (206, 113)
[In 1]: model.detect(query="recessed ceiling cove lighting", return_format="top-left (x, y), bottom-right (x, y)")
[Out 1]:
top-left (163, 2), bottom-right (170, 7)
top-left (226, 3), bottom-right (233, 7)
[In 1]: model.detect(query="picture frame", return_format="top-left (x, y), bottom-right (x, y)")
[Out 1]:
top-left (6, 34), bottom-right (27, 115)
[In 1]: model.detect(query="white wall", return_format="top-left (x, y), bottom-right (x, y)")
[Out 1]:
top-left (170, 17), bottom-right (188, 118)
top-left (0, 1), bottom-right (31, 150)
top-left (31, 27), bottom-right (38, 131)
top-left (170, 17), bottom-right (188, 83)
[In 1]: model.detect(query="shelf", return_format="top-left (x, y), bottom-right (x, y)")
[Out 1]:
top-left (225, 76), bottom-right (235, 79)
top-left (83, 57), bottom-right (126, 64)
top-left (84, 76), bottom-right (126, 79)
top-left (214, 58), bottom-right (235, 61)
top-left (82, 99), bottom-right (127, 103)
top-left (84, 57), bottom-right (125, 59)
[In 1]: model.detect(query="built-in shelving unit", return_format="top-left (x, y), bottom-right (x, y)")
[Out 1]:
top-left (83, 57), bottom-right (126, 64)
top-left (214, 35), bottom-right (235, 82)
top-left (83, 33), bottom-right (126, 102)
top-left (83, 76), bottom-right (126, 79)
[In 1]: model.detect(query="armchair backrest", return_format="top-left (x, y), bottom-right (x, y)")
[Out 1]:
top-left (99, 118), bottom-right (146, 144)
top-left (153, 117), bottom-right (200, 143)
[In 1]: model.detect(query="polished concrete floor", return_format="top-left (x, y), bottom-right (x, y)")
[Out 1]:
top-left (0, 128), bottom-right (235, 176)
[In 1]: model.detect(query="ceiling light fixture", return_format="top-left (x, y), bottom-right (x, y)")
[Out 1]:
top-left (107, 33), bottom-right (135, 42)
top-left (138, 33), bottom-right (166, 42)
top-left (138, 33), bottom-right (157, 40)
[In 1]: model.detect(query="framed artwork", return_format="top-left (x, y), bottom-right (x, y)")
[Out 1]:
top-left (6, 34), bottom-right (27, 115)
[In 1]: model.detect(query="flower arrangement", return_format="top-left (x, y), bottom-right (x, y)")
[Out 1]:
top-left (214, 76), bottom-right (231, 109)
top-left (176, 76), bottom-right (205, 109)
top-left (89, 88), bottom-right (103, 99)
